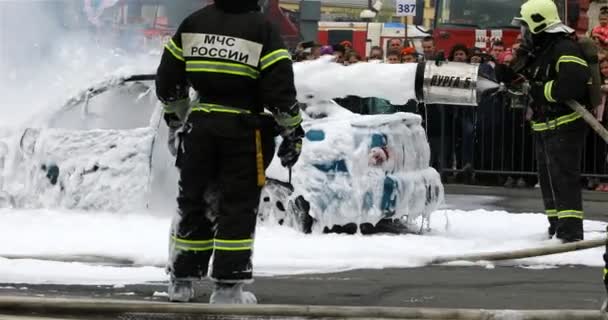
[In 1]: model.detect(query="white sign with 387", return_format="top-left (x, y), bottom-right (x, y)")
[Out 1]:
top-left (395, 0), bottom-right (417, 16)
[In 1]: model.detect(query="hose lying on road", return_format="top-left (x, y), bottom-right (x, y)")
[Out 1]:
top-left (2, 238), bottom-right (606, 268)
top-left (0, 254), bottom-right (144, 267)
top-left (431, 238), bottom-right (607, 265)
top-left (0, 296), bottom-right (603, 320)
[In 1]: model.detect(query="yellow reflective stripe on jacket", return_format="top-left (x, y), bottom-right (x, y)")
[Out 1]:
top-left (191, 103), bottom-right (274, 117)
top-left (275, 113), bottom-right (303, 128)
top-left (172, 236), bottom-right (213, 251)
top-left (544, 80), bottom-right (556, 103)
top-left (531, 111), bottom-right (581, 132)
top-left (604, 268), bottom-right (608, 280)
top-left (260, 49), bottom-right (291, 71)
top-left (214, 239), bottom-right (253, 251)
top-left (163, 98), bottom-right (189, 114)
top-left (545, 209), bottom-right (557, 217)
top-left (557, 210), bottom-right (583, 219)
top-left (191, 103), bottom-right (252, 114)
top-left (165, 39), bottom-right (184, 62)
top-left (556, 55), bottom-right (588, 72)
top-left (186, 60), bottom-right (260, 79)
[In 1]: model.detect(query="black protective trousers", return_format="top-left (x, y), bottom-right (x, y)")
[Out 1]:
top-left (534, 118), bottom-right (587, 241)
top-left (169, 112), bottom-right (276, 282)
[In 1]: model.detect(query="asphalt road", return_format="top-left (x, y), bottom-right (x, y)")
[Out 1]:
top-left (0, 265), bottom-right (605, 310)
top-left (1, 185), bottom-right (607, 314)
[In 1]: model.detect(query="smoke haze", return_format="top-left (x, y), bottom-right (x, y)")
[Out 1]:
top-left (0, 0), bottom-right (157, 128)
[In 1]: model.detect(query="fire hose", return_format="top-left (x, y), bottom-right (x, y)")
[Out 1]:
top-left (2, 236), bottom-right (606, 268)
top-left (0, 295), bottom-right (602, 319)
top-left (430, 237), bottom-right (607, 265)
top-left (565, 99), bottom-right (608, 145)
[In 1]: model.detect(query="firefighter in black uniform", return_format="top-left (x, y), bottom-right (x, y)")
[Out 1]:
top-left (512, 0), bottom-right (589, 242)
top-left (155, 0), bottom-right (303, 304)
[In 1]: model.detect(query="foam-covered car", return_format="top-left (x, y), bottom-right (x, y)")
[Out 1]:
top-left (261, 100), bottom-right (444, 234)
top-left (0, 69), bottom-right (444, 235)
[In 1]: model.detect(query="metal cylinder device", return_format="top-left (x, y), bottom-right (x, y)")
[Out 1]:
top-left (415, 61), bottom-right (482, 106)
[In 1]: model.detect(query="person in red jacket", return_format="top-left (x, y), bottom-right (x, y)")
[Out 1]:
top-left (592, 8), bottom-right (608, 49)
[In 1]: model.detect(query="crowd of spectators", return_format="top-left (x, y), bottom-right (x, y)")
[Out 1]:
top-left (588, 7), bottom-right (608, 191)
top-left (291, 19), bottom-right (608, 191)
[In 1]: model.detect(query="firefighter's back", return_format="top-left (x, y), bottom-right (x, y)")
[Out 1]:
top-left (177, 6), bottom-right (269, 111)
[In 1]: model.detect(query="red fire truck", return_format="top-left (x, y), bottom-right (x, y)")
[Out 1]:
top-left (432, 0), bottom-right (591, 54)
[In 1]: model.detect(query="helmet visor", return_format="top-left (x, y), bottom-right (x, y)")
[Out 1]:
top-left (511, 17), bottom-right (527, 27)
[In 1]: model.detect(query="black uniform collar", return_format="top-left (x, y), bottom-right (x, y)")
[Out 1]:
top-left (214, 0), bottom-right (260, 13)
top-left (531, 32), bottom-right (568, 53)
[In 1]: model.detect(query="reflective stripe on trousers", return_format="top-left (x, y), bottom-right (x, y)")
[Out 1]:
top-left (172, 237), bottom-right (253, 252)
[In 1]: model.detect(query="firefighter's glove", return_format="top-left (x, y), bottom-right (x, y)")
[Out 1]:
top-left (272, 103), bottom-right (303, 129)
top-left (162, 98), bottom-right (190, 122)
top-left (277, 125), bottom-right (305, 168)
top-left (165, 113), bottom-right (183, 157)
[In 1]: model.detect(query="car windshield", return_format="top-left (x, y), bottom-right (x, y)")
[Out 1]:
top-left (435, 0), bottom-right (525, 29)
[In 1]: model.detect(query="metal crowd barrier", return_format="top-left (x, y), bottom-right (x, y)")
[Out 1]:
top-left (424, 101), bottom-right (608, 182)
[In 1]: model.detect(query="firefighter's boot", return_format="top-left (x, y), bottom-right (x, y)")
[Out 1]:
top-left (556, 218), bottom-right (584, 243)
top-left (209, 282), bottom-right (257, 304)
top-left (548, 216), bottom-right (558, 239)
top-left (168, 278), bottom-right (195, 302)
